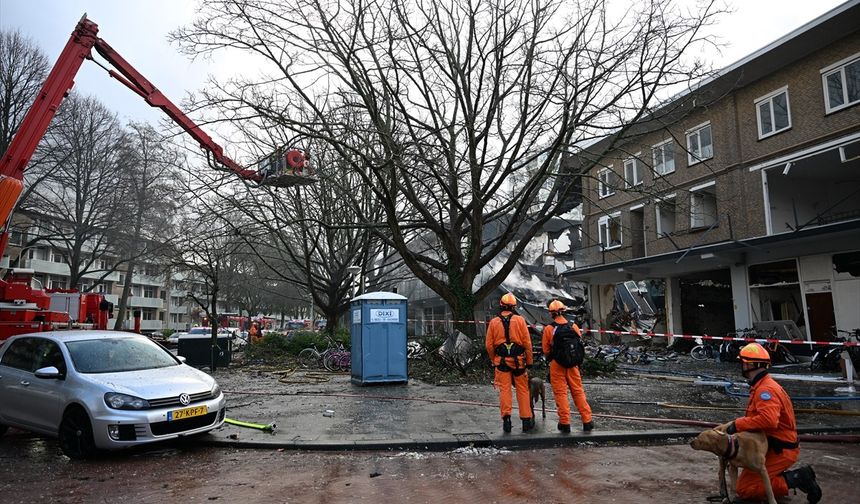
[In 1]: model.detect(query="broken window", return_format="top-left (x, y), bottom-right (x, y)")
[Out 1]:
top-left (748, 260), bottom-right (806, 335)
top-left (598, 213), bottom-right (622, 249)
top-left (690, 182), bottom-right (718, 228)
top-left (655, 195), bottom-right (676, 236)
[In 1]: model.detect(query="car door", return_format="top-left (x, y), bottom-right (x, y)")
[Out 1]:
top-left (26, 339), bottom-right (68, 432)
top-left (0, 337), bottom-right (40, 427)
top-left (0, 337), bottom-right (66, 433)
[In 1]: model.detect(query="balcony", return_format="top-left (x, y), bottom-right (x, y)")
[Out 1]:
top-left (129, 297), bottom-right (164, 309)
top-left (27, 258), bottom-right (70, 276)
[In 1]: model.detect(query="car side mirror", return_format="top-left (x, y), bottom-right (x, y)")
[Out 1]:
top-left (176, 355), bottom-right (187, 364)
top-left (34, 366), bottom-right (63, 379)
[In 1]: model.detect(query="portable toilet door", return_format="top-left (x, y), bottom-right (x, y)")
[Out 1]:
top-left (350, 292), bottom-right (408, 385)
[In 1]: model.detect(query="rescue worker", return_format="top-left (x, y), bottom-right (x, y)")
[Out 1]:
top-left (542, 300), bottom-right (594, 433)
top-left (249, 322), bottom-right (261, 344)
top-left (485, 293), bottom-right (535, 433)
top-left (723, 342), bottom-right (821, 503)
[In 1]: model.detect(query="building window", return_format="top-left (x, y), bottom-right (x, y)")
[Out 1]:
top-left (623, 157), bottom-right (643, 187)
top-left (756, 87), bottom-right (791, 138)
top-left (8, 231), bottom-right (23, 245)
top-left (822, 53), bottom-right (860, 113)
top-left (144, 286), bottom-right (156, 298)
top-left (655, 195), bottom-right (677, 236)
top-left (29, 248), bottom-right (48, 261)
top-left (686, 122), bottom-right (713, 165)
top-left (49, 276), bottom-right (68, 290)
top-left (597, 213), bottom-right (622, 250)
top-left (118, 274), bottom-right (125, 285)
top-left (597, 167), bottom-right (618, 198)
top-left (690, 182), bottom-right (718, 229)
top-left (652, 140), bottom-right (675, 176)
top-left (51, 250), bottom-right (67, 264)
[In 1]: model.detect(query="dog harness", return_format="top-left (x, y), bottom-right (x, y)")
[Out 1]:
top-left (723, 433), bottom-right (739, 460)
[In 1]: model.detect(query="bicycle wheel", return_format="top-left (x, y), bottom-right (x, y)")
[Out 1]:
top-left (779, 344), bottom-right (799, 364)
top-left (336, 352), bottom-right (351, 371)
top-left (323, 352), bottom-right (339, 372)
top-left (298, 348), bottom-right (318, 369)
top-left (690, 345), bottom-right (710, 361)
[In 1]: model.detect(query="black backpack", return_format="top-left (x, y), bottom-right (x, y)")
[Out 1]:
top-left (551, 322), bottom-right (585, 368)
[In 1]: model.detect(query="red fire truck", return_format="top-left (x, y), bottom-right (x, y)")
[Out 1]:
top-left (0, 15), bottom-right (312, 340)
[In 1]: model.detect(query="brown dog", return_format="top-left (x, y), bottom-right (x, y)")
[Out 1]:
top-left (529, 376), bottom-right (545, 419)
top-left (690, 426), bottom-right (776, 504)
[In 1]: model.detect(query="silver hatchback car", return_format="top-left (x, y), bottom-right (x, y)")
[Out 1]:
top-left (0, 331), bottom-right (226, 458)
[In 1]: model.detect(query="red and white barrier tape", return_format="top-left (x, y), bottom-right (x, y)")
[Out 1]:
top-left (406, 318), bottom-right (857, 347)
top-left (584, 329), bottom-right (858, 347)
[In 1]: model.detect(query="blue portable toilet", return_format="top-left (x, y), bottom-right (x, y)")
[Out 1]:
top-left (350, 292), bottom-right (408, 385)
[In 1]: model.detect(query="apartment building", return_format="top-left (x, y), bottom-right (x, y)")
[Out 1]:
top-left (564, 1), bottom-right (860, 341)
top-left (1, 212), bottom-right (214, 333)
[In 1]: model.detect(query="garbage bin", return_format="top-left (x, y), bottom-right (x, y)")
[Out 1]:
top-left (350, 292), bottom-right (407, 385)
top-left (177, 334), bottom-right (232, 368)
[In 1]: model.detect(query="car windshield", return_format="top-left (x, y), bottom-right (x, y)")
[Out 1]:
top-left (65, 337), bottom-right (179, 373)
top-left (188, 328), bottom-right (209, 335)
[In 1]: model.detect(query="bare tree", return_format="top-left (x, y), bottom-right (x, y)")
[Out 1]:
top-left (173, 0), bottom-right (722, 335)
top-left (0, 29), bottom-right (49, 155)
top-left (112, 122), bottom-right (183, 329)
top-left (170, 205), bottom-right (242, 370)
top-left (20, 92), bottom-right (130, 290)
top-left (212, 139), bottom-right (408, 334)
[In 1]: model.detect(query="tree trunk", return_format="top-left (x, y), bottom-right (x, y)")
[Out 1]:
top-left (209, 289), bottom-right (219, 372)
top-left (114, 261), bottom-right (136, 330)
top-left (450, 286), bottom-right (478, 340)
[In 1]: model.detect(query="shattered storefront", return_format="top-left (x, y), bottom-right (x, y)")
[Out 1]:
top-left (564, 221), bottom-right (860, 342)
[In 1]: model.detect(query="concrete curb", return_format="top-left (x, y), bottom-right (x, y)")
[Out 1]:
top-left (199, 425), bottom-right (860, 452)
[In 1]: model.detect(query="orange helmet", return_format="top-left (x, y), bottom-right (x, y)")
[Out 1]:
top-left (739, 343), bottom-right (771, 364)
top-left (500, 293), bottom-right (517, 308)
top-left (548, 300), bottom-right (567, 313)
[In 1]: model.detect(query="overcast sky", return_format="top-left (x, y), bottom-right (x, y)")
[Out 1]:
top-left (0, 0), bottom-right (851, 128)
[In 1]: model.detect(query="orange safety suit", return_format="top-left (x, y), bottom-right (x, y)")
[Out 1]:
top-left (485, 311), bottom-right (533, 419)
top-left (542, 316), bottom-right (592, 426)
top-left (733, 371), bottom-right (798, 501)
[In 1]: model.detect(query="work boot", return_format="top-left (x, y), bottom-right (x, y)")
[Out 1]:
top-left (522, 417), bottom-right (535, 432)
top-left (557, 423), bottom-right (571, 433)
top-left (782, 465), bottom-right (822, 504)
top-left (583, 421), bottom-right (594, 432)
top-left (502, 415), bottom-right (512, 433)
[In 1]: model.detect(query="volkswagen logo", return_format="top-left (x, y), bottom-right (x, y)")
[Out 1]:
top-left (179, 393), bottom-right (191, 406)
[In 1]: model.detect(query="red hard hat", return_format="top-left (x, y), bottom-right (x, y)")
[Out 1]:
top-left (739, 342), bottom-right (771, 364)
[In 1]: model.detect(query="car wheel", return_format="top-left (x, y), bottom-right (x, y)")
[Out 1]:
top-left (59, 407), bottom-right (96, 459)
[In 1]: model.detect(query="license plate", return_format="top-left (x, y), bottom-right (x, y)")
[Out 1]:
top-left (168, 405), bottom-right (208, 421)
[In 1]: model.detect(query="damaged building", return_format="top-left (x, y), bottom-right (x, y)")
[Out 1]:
top-left (563, 2), bottom-right (860, 343)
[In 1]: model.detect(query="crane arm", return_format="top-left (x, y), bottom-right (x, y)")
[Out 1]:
top-left (0, 14), bottom-right (312, 259)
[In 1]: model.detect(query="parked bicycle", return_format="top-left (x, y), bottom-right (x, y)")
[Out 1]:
top-left (323, 346), bottom-right (351, 371)
top-left (810, 328), bottom-right (860, 372)
top-left (719, 328), bottom-right (756, 362)
top-left (298, 337), bottom-right (347, 369)
top-left (690, 337), bottom-right (720, 361)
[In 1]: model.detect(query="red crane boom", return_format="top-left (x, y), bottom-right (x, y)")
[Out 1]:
top-left (0, 15), bottom-right (312, 339)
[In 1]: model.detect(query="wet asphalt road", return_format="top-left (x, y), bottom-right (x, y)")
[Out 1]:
top-left (2, 429), bottom-right (858, 503)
